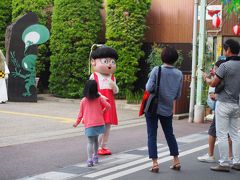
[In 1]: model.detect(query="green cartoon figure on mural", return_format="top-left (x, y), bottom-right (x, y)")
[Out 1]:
top-left (11, 24), bottom-right (50, 97)
top-left (22, 24), bottom-right (50, 53)
top-left (12, 55), bottom-right (37, 96)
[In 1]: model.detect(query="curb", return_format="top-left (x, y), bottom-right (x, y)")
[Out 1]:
top-left (37, 94), bottom-right (140, 110)
top-left (37, 94), bottom-right (189, 120)
top-left (37, 94), bottom-right (80, 104)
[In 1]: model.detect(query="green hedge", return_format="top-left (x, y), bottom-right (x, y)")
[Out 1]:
top-left (0, 0), bottom-right (12, 52)
top-left (105, 0), bottom-right (151, 97)
top-left (12, 0), bottom-right (53, 23)
top-left (49, 0), bottom-right (103, 98)
top-left (146, 44), bottom-right (184, 72)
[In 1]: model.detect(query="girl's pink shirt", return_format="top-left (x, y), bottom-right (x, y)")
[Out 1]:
top-left (75, 96), bottom-right (110, 128)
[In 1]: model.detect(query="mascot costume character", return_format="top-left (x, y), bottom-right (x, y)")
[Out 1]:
top-left (90, 44), bottom-right (119, 155)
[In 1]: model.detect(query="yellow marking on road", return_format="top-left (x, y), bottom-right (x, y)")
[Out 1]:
top-left (0, 110), bottom-right (75, 123)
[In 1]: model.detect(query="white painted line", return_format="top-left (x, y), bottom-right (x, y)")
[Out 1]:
top-left (18, 172), bottom-right (77, 180)
top-left (75, 154), bottom-right (143, 168)
top-left (114, 153), bottom-right (143, 159)
top-left (137, 143), bottom-right (163, 151)
top-left (84, 147), bottom-right (170, 178)
top-left (96, 144), bottom-right (208, 180)
top-left (177, 133), bottom-right (208, 143)
top-left (157, 146), bottom-right (169, 153)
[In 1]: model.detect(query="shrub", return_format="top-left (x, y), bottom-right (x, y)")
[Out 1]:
top-left (49, 0), bottom-right (103, 98)
top-left (105, 0), bottom-right (151, 97)
top-left (12, 0), bottom-right (53, 22)
top-left (146, 44), bottom-right (184, 73)
top-left (126, 89), bottom-right (143, 104)
top-left (0, 0), bottom-right (12, 52)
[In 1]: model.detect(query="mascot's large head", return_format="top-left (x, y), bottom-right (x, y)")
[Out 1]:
top-left (90, 44), bottom-right (118, 75)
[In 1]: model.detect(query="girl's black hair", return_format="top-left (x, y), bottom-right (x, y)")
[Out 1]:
top-left (90, 45), bottom-right (118, 60)
top-left (83, 80), bottom-right (100, 100)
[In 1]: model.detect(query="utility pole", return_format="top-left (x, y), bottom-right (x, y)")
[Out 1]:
top-left (194, 0), bottom-right (206, 123)
top-left (189, 0), bottom-right (199, 123)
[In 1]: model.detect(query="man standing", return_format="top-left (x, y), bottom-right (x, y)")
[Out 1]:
top-left (205, 39), bottom-right (240, 172)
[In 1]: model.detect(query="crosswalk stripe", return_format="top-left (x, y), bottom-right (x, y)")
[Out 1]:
top-left (17, 172), bottom-right (76, 180)
top-left (177, 133), bottom-right (208, 143)
top-left (84, 147), bottom-right (170, 178)
top-left (75, 154), bottom-right (143, 168)
top-left (96, 144), bottom-right (208, 180)
top-left (16, 132), bottom-right (211, 180)
top-left (137, 143), bottom-right (163, 151)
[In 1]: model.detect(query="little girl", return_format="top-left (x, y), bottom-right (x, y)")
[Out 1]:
top-left (73, 80), bottom-right (110, 167)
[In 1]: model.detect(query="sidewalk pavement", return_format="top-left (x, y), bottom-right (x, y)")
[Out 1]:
top-left (0, 93), bottom-right (195, 148)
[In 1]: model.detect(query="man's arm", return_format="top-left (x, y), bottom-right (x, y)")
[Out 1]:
top-left (202, 72), bottom-right (221, 87)
top-left (209, 75), bottom-right (221, 87)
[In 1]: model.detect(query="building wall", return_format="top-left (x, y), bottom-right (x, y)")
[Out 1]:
top-left (144, 0), bottom-right (239, 43)
top-left (222, 13), bottom-right (239, 36)
top-left (145, 0), bottom-right (194, 43)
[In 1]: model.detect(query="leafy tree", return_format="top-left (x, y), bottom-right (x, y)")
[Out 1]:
top-left (105, 0), bottom-right (151, 97)
top-left (222, 0), bottom-right (240, 14)
top-left (0, 0), bottom-right (12, 52)
top-left (49, 0), bottom-right (103, 98)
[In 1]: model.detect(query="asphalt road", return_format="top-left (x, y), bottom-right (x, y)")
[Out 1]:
top-left (0, 96), bottom-right (239, 180)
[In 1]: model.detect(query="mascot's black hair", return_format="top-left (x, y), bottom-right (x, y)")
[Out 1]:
top-left (90, 44), bottom-right (118, 60)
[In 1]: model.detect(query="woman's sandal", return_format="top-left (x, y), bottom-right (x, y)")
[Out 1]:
top-left (149, 164), bottom-right (159, 173)
top-left (170, 163), bottom-right (181, 171)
